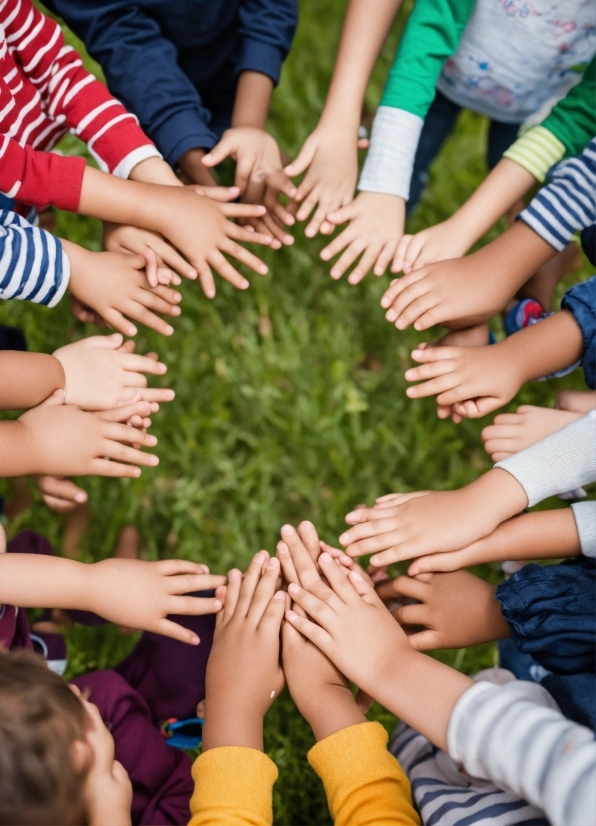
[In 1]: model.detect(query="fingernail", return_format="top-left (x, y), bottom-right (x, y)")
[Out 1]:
top-left (254, 550), bottom-right (268, 563)
top-left (277, 543), bottom-right (288, 555)
top-left (75, 492), bottom-right (87, 503)
top-left (129, 326), bottom-right (137, 336)
top-left (370, 555), bottom-right (380, 566)
top-left (280, 524), bottom-right (293, 537)
top-left (286, 609), bottom-right (298, 620)
top-left (319, 552), bottom-right (331, 563)
top-left (133, 468), bottom-right (142, 477)
top-left (111, 333), bottom-right (122, 340)
top-left (409, 566), bottom-right (419, 576)
top-left (338, 533), bottom-right (349, 544)
top-left (274, 590), bottom-right (286, 600)
top-left (288, 583), bottom-right (300, 595)
top-left (165, 325), bottom-right (174, 335)
top-left (266, 557), bottom-right (279, 570)
top-left (350, 571), bottom-right (363, 582)
top-left (191, 635), bottom-right (200, 645)
top-left (206, 289), bottom-right (215, 299)
top-left (228, 568), bottom-right (241, 581)
top-left (213, 600), bottom-right (222, 610)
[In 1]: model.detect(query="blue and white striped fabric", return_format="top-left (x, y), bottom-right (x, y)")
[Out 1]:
top-left (390, 722), bottom-right (547, 826)
top-left (520, 138), bottom-right (596, 251)
top-left (0, 209), bottom-right (69, 308)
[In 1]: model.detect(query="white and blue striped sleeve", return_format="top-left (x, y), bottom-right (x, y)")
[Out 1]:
top-left (518, 137), bottom-right (596, 251)
top-left (0, 210), bottom-right (70, 308)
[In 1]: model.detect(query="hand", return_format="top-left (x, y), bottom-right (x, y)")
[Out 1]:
top-left (404, 341), bottom-right (524, 420)
top-left (53, 333), bottom-right (174, 411)
top-left (339, 470), bottom-right (529, 567)
top-left (18, 393), bottom-right (160, 478)
top-left (285, 127), bottom-right (366, 238)
top-left (34, 475), bottom-right (88, 513)
top-left (393, 217), bottom-right (472, 275)
top-left (202, 127), bottom-right (297, 248)
top-left (277, 525), bottom-right (367, 740)
top-left (86, 558), bottom-right (225, 643)
top-left (76, 695), bottom-right (132, 826)
top-left (103, 223), bottom-right (189, 286)
top-left (320, 192), bottom-right (405, 284)
top-left (64, 243), bottom-right (182, 337)
top-left (202, 552), bottom-right (286, 751)
top-left (377, 570), bottom-right (510, 651)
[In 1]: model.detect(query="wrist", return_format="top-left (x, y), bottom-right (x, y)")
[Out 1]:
top-left (0, 420), bottom-right (32, 476)
top-left (87, 798), bottom-right (131, 826)
top-left (470, 469), bottom-right (528, 526)
top-left (128, 156), bottom-right (181, 187)
top-left (299, 685), bottom-right (365, 742)
top-left (202, 698), bottom-right (264, 752)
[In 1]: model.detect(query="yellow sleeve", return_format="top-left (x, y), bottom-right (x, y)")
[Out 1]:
top-left (188, 746), bottom-right (277, 826)
top-left (307, 721), bottom-right (420, 826)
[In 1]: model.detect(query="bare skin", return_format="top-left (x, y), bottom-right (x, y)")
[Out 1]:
top-left (482, 404), bottom-right (584, 462)
top-left (555, 389), bottom-right (596, 415)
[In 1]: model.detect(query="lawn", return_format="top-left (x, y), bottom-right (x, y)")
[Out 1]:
top-left (1, 1), bottom-right (592, 823)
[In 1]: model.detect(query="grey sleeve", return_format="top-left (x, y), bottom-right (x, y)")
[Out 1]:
top-left (572, 501), bottom-right (596, 557)
top-left (447, 680), bottom-right (596, 826)
top-left (495, 411), bottom-right (596, 506)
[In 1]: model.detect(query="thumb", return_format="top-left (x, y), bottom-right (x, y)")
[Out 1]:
top-left (202, 135), bottom-right (236, 167)
top-left (189, 184), bottom-right (241, 202)
top-left (41, 388), bottom-right (67, 407)
top-left (130, 253), bottom-right (147, 271)
top-left (84, 333), bottom-right (123, 350)
top-left (326, 202), bottom-right (355, 225)
top-left (284, 139), bottom-right (316, 177)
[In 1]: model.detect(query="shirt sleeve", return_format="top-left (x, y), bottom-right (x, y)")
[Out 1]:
top-left (541, 58), bottom-right (596, 160)
top-left (46, 0), bottom-right (218, 167)
top-left (495, 411), bottom-right (596, 507)
top-left (572, 502), bottom-right (596, 558)
top-left (447, 679), bottom-right (596, 826)
top-left (358, 0), bottom-right (474, 199)
top-left (561, 276), bottom-right (596, 390)
top-left (503, 126), bottom-right (566, 183)
top-left (307, 722), bottom-right (420, 826)
top-left (7, 0), bottom-right (159, 180)
top-left (0, 210), bottom-right (69, 308)
top-left (189, 746), bottom-right (277, 826)
top-left (236, 0), bottom-right (298, 85)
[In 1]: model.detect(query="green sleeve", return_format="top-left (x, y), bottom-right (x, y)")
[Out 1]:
top-left (541, 58), bottom-right (596, 157)
top-left (380, 0), bottom-right (475, 117)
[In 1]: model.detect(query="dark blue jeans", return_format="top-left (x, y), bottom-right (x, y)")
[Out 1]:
top-left (407, 89), bottom-right (522, 214)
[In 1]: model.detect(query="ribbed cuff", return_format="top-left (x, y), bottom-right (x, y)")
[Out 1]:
top-left (113, 145), bottom-right (162, 180)
top-left (572, 501), bottom-right (596, 558)
top-left (236, 40), bottom-right (285, 85)
top-left (47, 153), bottom-right (86, 212)
top-left (151, 109), bottom-right (219, 167)
top-left (504, 126), bottom-right (566, 183)
top-left (358, 107), bottom-right (423, 200)
top-left (190, 747), bottom-right (277, 824)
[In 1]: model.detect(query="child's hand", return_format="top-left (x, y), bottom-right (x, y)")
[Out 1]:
top-left (392, 218), bottom-right (472, 275)
top-left (34, 475), bottom-right (88, 513)
top-left (404, 342), bottom-right (524, 420)
top-left (18, 394), bottom-right (159, 478)
top-left (77, 695), bottom-right (132, 826)
top-left (64, 243), bottom-right (182, 337)
top-left (53, 334), bottom-right (174, 411)
top-left (103, 223), bottom-right (189, 286)
top-left (202, 552), bottom-right (286, 751)
top-left (320, 192), bottom-right (405, 284)
top-left (202, 127), bottom-right (297, 248)
top-left (285, 127), bottom-right (365, 238)
top-left (86, 558), bottom-right (225, 643)
top-left (339, 470), bottom-right (528, 568)
top-left (377, 570), bottom-right (511, 651)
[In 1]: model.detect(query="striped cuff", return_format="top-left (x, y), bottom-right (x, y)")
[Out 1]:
top-left (503, 126), bottom-right (566, 183)
top-left (112, 144), bottom-right (162, 180)
top-left (358, 107), bottom-right (423, 200)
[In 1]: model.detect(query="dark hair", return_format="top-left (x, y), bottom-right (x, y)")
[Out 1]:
top-left (0, 649), bottom-right (87, 825)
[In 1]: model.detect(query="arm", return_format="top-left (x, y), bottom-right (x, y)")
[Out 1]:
top-left (540, 58), bottom-right (596, 159)
top-left (232, 72), bottom-right (274, 131)
top-left (571, 502), bottom-right (596, 559)
top-left (0, 353), bottom-right (65, 410)
top-left (496, 411), bottom-right (596, 507)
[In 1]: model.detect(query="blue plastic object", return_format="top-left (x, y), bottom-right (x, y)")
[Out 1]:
top-left (161, 717), bottom-right (203, 750)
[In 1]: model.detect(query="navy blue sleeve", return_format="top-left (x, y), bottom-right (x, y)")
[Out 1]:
top-left (236, 0), bottom-right (298, 84)
top-left (561, 275), bottom-right (596, 390)
top-left (46, 0), bottom-right (218, 166)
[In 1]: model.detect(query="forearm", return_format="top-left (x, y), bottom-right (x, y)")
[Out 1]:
top-left (0, 421), bottom-right (42, 476)
top-left (319, 0), bottom-right (404, 132)
top-left (467, 510), bottom-right (581, 565)
top-left (127, 155), bottom-right (182, 187)
top-left (447, 159), bottom-right (537, 251)
top-left (0, 353), bottom-right (65, 410)
top-left (232, 72), bottom-right (274, 130)
top-left (464, 468), bottom-right (529, 530)
top-left (299, 686), bottom-right (366, 742)
top-left (0, 553), bottom-right (91, 609)
top-left (202, 702), bottom-right (264, 753)
top-left (500, 310), bottom-right (584, 385)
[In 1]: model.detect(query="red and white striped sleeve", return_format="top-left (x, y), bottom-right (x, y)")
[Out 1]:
top-left (3, 0), bottom-right (160, 176)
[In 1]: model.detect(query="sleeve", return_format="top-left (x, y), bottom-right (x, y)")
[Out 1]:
top-left (358, 0), bottom-right (475, 199)
top-left (188, 746), bottom-right (277, 826)
top-left (236, 0), bottom-right (298, 85)
top-left (8, 0), bottom-right (159, 179)
top-left (561, 276), bottom-right (596, 390)
top-left (503, 126), bottom-right (567, 183)
top-left (541, 59), bottom-right (596, 160)
top-left (47, 0), bottom-right (218, 167)
top-left (307, 722), bottom-right (420, 826)
top-left (0, 139), bottom-right (86, 212)
top-left (572, 502), bottom-right (596, 558)
top-left (447, 679), bottom-right (596, 826)
top-left (495, 411), bottom-right (596, 506)
top-left (518, 138), bottom-right (596, 252)
top-left (0, 210), bottom-right (70, 308)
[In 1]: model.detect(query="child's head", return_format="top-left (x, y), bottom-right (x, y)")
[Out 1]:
top-left (0, 649), bottom-right (88, 825)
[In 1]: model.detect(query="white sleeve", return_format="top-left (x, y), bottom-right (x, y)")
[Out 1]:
top-left (572, 501), bottom-right (596, 558)
top-left (357, 107), bottom-right (423, 200)
top-left (495, 411), bottom-right (596, 506)
top-left (448, 680), bottom-right (596, 826)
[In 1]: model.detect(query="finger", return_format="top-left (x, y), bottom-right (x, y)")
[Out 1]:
top-left (407, 373), bottom-right (461, 401)
top-left (102, 441), bottom-right (159, 468)
top-left (393, 294), bottom-right (439, 332)
top-left (99, 401), bottom-right (153, 422)
top-left (373, 242), bottom-right (397, 277)
top-left (381, 272), bottom-right (426, 314)
top-left (206, 250), bottom-right (249, 290)
top-left (277, 541), bottom-right (300, 585)
top-left (144, 250), bottom-right (158, 288)
top-left (409, 346), bottom-right (460, 364)
top-left (305, 202), bottom-right (334, 239)
top-left (219, 238), bottom-right (269, 275)
top-left (155, 618), bottom-right (202, 645)
top-left (388, 575), bottom-right (429, 601)
top-left (296, 521), bottom-right (321, 562)
top-left (284, 142), bottom-right (316, 178)
top-left (347, 246), bottom-right (382, 285)
top-left (394, 603), bottom-right (428, 627)
top-left (152, 242), bottom-right (197, 282)
top-left (248, 556), bottom-right (281, 625)
top-left (36, 476), bottom-right (87, 505)
top-left (320, 227), bottom-right (355, 262)
top-left (121, 353), bottom-right (168, 376)
top-left (124, 303), bottom-right (175, 337)
top-left (103, 308), bottom-right (138, 337)
top-left (406, 629), bottom-right (441, 651)
top-left (392, 234), bottom-right (414, 274)
top-left (287, 583), bottom-right (335, 629)
top-left (90, 458), bottom-right (143, 478)
top-left (192, 185), bottom-right (240, 202)
top-left (258, 212), bottom-right (292, 246)
top-left (325, 203), bottom-right (356, 226)
top-left (284, 608), bottom-right (333, 652)
top-left (234, 154), bottom-right (257, 194)
top-left (374, 491), bottom-right (430, 506)
top-left (168, 594), bottom-right (223, 617)
top-left (222, 568), bottom-right (242, 621)
top-left (318, 552), bottom-right (357, 603)
top-left (264, 170), bottom-right (297, 202)
top-left (408, 551), bottom-right (466, 576)
top-left (260, 589), bottom-right (288, 631)
top-left (202, 135), bottom-right (236, 168)
top-left (235, 551), bottom-right (269, 618)
top-left (196, 261), bottom-right (216, 299)
top-left (295, 187), bottom-right (321, 223)
top-left (330, 240), bottom-right (365, 280)
top-left (279, 524), bottom-right (334, 600)
top-left (166, 571), bottom-right (226, 594)
top-left (218, 203), bottom-right (268, 220)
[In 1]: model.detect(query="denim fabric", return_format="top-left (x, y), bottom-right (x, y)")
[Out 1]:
top-left (542, 672), bottom-right (596, 732)
top-left (561, 275), bottom-right (596, 389)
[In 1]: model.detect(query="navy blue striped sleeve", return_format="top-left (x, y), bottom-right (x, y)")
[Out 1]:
top-left (519, 138), bottom-right (596, 251)
top-left (0, 210), bottom-right (70, 307)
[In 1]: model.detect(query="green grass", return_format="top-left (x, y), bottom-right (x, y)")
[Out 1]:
top-left (2, 3), bottom-right (593, 823)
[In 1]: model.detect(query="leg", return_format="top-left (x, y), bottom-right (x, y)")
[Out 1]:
top-left (407, 90), bottom-right (462, 214)
top-left (71, 670), bottom-right (193, 826)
